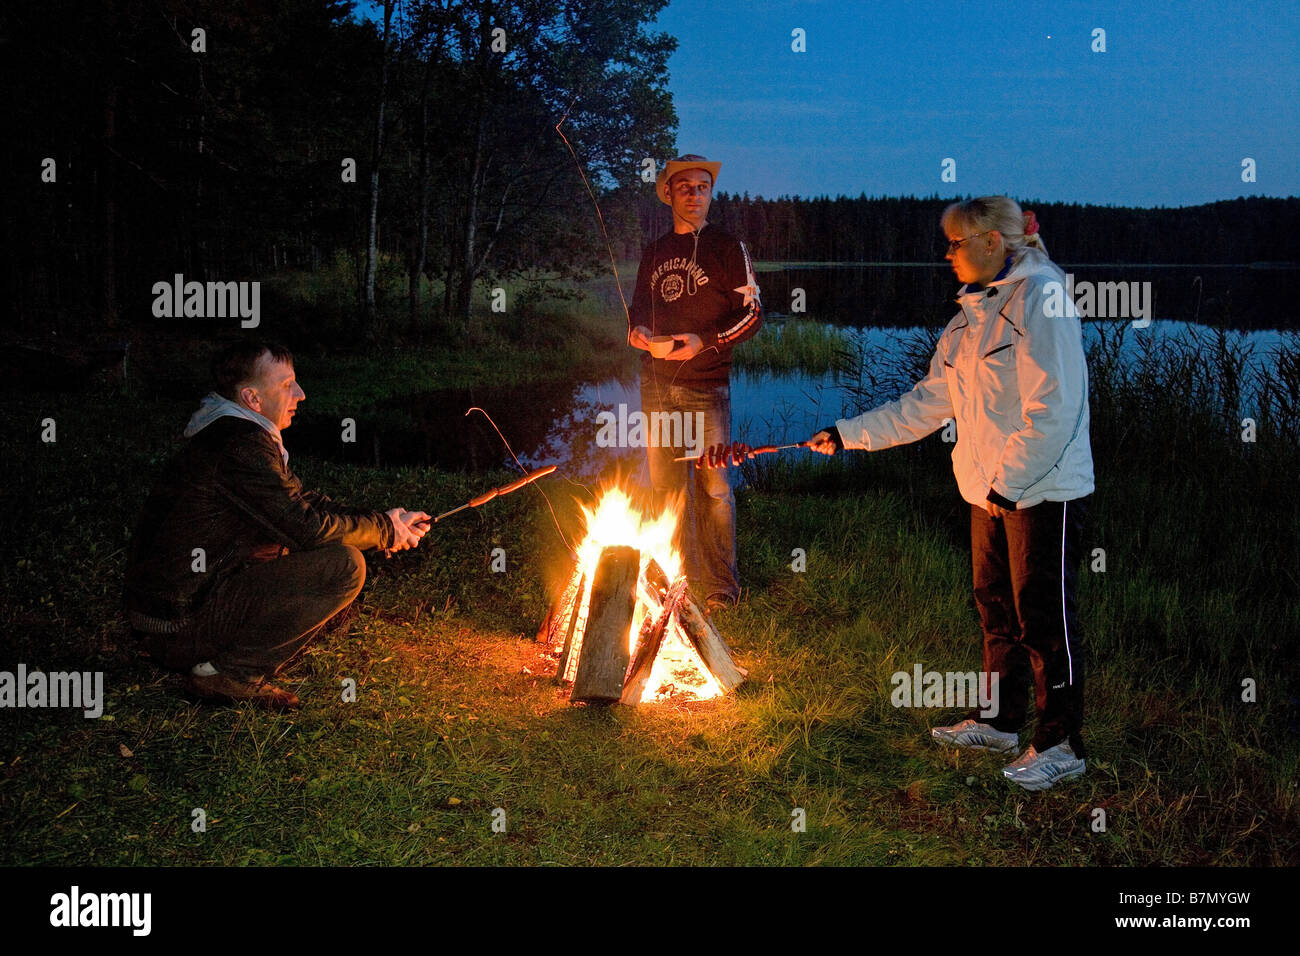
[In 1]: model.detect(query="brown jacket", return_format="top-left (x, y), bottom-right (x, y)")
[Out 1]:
top-left (125, 416), bottom-right (394, 622)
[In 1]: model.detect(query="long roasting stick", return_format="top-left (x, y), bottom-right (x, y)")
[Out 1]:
top-left (417, 465), bottom-right (558, 527)
top-left (674, 441), bottom-right (809, 464)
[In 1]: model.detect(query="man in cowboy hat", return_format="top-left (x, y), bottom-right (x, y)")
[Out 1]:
top-left (628, 154), bottom-right (762, 613)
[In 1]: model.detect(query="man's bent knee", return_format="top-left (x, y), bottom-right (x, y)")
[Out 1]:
top-left (308, 543), bottom-right (367, 603)
top-left (335, 544), bottom-right (366, 600)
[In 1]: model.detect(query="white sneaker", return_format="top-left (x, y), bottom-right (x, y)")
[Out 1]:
top-left (930, 718), bottom-right (1020, 755)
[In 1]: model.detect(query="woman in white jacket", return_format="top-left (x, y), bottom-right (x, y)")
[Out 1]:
top-left (808, 196), bottom-right (1094, 791)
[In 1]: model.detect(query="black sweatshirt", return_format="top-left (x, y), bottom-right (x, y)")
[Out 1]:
top-left (629, 223), bottom-right (763, 387)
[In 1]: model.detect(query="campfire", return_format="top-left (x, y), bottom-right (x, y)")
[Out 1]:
top-left (537, 488), bottom-right (747, 704)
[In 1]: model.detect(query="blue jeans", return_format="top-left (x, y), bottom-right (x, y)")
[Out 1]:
top-left (641, 373), bottom-right (739, 605)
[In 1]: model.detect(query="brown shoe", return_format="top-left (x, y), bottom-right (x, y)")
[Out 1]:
top-left (183, 671), bottom-right (300, 711)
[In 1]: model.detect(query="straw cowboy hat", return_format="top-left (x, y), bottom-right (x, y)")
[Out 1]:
top-left (655, 154), bottom-right (722, 205)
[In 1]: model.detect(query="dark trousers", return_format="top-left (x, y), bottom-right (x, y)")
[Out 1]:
top-left (970, 497), bottom-right (1088, 756)
top-left (149, 544), bottom-right (366, 681)
top-left (641, 375), bottom-right (740, 604)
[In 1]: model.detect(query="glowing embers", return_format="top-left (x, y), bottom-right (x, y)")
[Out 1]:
top-left (539, 488), bottom-right (745, 704)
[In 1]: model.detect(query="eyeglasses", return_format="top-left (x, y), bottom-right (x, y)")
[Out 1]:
top-left (946, 231), bottom-right (988, 254)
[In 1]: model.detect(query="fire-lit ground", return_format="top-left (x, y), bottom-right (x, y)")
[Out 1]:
top-left (6, 487), bottom-right (1292, 866)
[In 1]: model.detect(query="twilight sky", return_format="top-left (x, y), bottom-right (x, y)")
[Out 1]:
top-left (652, 0), bottom-right (1299, 206)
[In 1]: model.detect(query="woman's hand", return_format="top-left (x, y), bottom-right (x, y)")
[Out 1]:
top-left (807, 428), bottom-right (841, 455)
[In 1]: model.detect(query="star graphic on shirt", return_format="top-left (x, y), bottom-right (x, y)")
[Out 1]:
top-left (733, 282), bottom-right (760, 309)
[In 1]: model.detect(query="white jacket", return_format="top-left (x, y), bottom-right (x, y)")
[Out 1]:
top-left (836, 248), bottom-right (1094, 509)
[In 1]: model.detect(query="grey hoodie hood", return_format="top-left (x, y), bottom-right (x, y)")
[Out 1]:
top-left (184, 392), bottom-right (288, 466)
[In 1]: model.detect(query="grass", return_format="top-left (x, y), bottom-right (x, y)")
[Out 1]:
top-left (2, 275), bottom-right (1297, 867)
top-left (732, 320), bottom-right (852, 375)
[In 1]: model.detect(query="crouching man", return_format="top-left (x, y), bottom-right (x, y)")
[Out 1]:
top-left (125, 341), bottom-right (429, 710)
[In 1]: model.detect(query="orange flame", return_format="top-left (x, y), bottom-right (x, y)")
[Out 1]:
top-left (568, 486), bottom-right (723, 703)
top-left (576, 486), bottom-right (681, 584)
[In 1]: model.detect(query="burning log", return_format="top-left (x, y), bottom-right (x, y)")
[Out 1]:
top-left (622, 570), bottom-right (688, 704)
top-left (544, 497), bottom-right (747, 705)
top-left (569, 546), bottom-right (639, 703)
top-left (538, 568), bottom-right (583, 644)
top-left (676, 596), bottom-right (747, 693)
top-left (555, 574), bottom-right (587, 684)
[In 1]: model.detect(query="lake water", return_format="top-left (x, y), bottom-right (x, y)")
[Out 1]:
top-left (286, 317), bottom-right (1296, 481)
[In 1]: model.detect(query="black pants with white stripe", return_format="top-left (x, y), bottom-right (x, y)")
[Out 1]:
top-left (970, 497), bottom-right (1088, 757)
